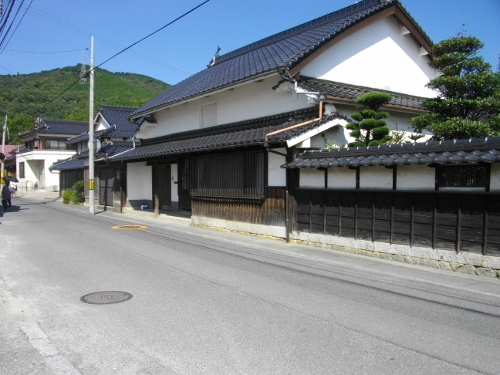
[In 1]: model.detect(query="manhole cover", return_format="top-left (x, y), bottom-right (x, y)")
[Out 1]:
top-left (112, 225), bottom-right (147, 230)
top-left (80, 291), bottom-right (133, 305)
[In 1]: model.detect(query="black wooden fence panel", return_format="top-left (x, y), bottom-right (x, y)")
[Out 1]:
top-left (293, 189), bottom-right (500, 257)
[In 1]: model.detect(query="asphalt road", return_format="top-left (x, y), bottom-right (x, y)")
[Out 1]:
top-left (1, 195), bottom-right (500, 374)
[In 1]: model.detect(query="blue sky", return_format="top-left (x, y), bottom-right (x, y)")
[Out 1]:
top-left (0, 0), bottom-right (498, 85)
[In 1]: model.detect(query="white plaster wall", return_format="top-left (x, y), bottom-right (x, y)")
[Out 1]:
top-left (397, 165), bottom-right (435, 190)
top-left (360, 166), bottom-right (393, 189)
top-left (16, 155), bottom-right (38, 186)
top-left (316, 124), bottom-right (349, 148)
top-left (127, 162), bottom-right (152, 200)
top-left (490, 163), bottom-right (500, 192)
top-left (328, 168), bottom-right (356, 188)
top-left (136, 75), bottom-right (312, 139)
top-left (171, 163), bottom-right (178, 202)
top-left (95, 117), bottom-right (108, 131)
top-left (300, 169), bottom-right (325, 188)
top-left (17, 151), bottom-right (76, 189)
top-left (301, 17), bottom-right (437, 98)
top-left (268, 148), bottom-right (287, 187)
top-left (299, 168), bottom-right (325, 188)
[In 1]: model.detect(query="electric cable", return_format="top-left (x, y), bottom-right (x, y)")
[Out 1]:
top-left (0, 0), bottom-right (38, 55)
top-left (94, 0), bottom-right (211, 70)
top-left (0, 0), bottom-right (26, 52)
top-left (4, 47), bottom-right (85, 54)
top-left (36, 0), bottom-right (211, 115)
top-left (19, 4), bottom-right (192, 77)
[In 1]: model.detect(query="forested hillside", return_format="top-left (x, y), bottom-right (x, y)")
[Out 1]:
top-left (0, 65), bottom-right (170, 144)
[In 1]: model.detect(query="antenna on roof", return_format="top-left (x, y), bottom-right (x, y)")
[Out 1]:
top-left (208, 46), bottom-right (221, 67)
top-left (80, 49), bottom-right (88, 84)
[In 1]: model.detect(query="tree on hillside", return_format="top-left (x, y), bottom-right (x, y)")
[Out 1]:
top-left (410, 36), bottom-right (500, 140)
top-left (346, 91), bottom-right (393, 147)
top-left (7, 114), bottom-right (34, 145)
top-left (0, 66), bottom-right (170, 143)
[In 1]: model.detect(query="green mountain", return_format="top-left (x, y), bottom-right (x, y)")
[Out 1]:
top-left (0, 65), bottom-right (170, 144)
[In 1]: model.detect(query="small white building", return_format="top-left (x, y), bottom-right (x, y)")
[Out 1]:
top-left (16, 119), bottom-right (88, 191)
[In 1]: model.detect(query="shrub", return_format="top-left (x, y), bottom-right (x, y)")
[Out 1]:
top-left (62, 190), bottom-right (74, 204)
top-left (71, 180), bottom-right (85, 204)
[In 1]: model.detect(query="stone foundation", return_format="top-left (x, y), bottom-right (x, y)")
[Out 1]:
top-left (192, 220), bottom-right (500, 279)
top-left (290, 232), bottom-right (500, 279)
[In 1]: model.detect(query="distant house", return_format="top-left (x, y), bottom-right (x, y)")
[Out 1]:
top-left (50, 105), bottom-right (139, 211)
top-left (16, 118), bottom-right (87, 191)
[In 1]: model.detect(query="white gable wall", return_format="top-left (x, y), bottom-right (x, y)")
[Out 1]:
top-left (301, 17), bottom-right (437, 98)
top-left (95, 116), bottom-right (108, 131)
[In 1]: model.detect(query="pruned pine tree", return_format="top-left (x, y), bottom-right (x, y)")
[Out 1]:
top-left (410, 36), bottom-right (500, 140)
top-left (346, 92), bottom-right (393, 147)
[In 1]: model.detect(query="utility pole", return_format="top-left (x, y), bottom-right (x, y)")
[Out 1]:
top-left (1, 115), bottom-right (7, 190)
top-left (88, 37), bottom-right (95, 215)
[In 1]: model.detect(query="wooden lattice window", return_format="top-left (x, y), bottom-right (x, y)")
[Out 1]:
top-left (191, 150), bottom-right (264, 199)
top-left (437, 165), bottom-right (488, 188)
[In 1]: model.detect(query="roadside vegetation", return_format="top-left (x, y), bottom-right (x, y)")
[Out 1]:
top-left (62, 180), bottom-right (85, 205)
top-left (0, 65), bottom-right (170, 144)
top-left (410, 35), bottom-right (500, 140)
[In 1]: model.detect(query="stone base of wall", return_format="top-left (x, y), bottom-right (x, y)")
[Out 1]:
top-left (191, 216), bottom-right (286, 238)
top-left (291, 232), bottom-right (500, 279)
top-left (192, 218), bottom-right (500, 279)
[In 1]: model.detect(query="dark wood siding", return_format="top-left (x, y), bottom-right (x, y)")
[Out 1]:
top-left (293, 189), bottom-right (500, 257)
top-left (192, 187), bottom-right (286, 226)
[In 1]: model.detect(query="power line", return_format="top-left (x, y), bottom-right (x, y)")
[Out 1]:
top-left (4, 47), bottom-right (84, 54)
top-left (95, 0), bottom-right (211, 70)
top-left (0, 0), bottom-right (27, 52)
top-left (19, 4), bottom-right (193, 77)
top-left (36, 0), bottom-right (211, 115)
top-left (0, 0), bottom-right (33, 54)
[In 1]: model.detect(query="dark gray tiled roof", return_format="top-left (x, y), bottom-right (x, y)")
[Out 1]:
top-left (66, 130), bottom-right (104, 145)
top-left (296, 76), bottom-right (427, 110)
top-left (66, 106), bottom-right (139, 145)
top-left (99, 106), bottom-right (139, 138)
top-left (97, 141), bottom-right (135, 159)
top-left (283, 138), bottom-right (500, 168)
top-left (20, 119), bottom-right (88, 137)
top-left (130, 0), bottom-right (422, 119)
top-left (49, 157), bottom-right (85, 171)
top-left (110, 107), bottom-right (346, 161)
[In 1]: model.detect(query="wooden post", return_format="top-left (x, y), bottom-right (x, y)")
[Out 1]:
top-left (483, 202), bottom-right (488, 255)
top-left (456, 196), bottom-right (461, 253)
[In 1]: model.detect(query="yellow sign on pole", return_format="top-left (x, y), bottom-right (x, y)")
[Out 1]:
top-left (89, 179), bottom-right (94, 190)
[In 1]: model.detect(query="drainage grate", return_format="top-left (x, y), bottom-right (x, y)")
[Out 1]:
top-left (80, 291), bottom-right (133, 305)
top-left (112, 225), bottom-right (147, 230)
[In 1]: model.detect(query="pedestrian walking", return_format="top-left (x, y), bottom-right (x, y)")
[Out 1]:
top-left (2, 181), bottom-right (12, 212)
